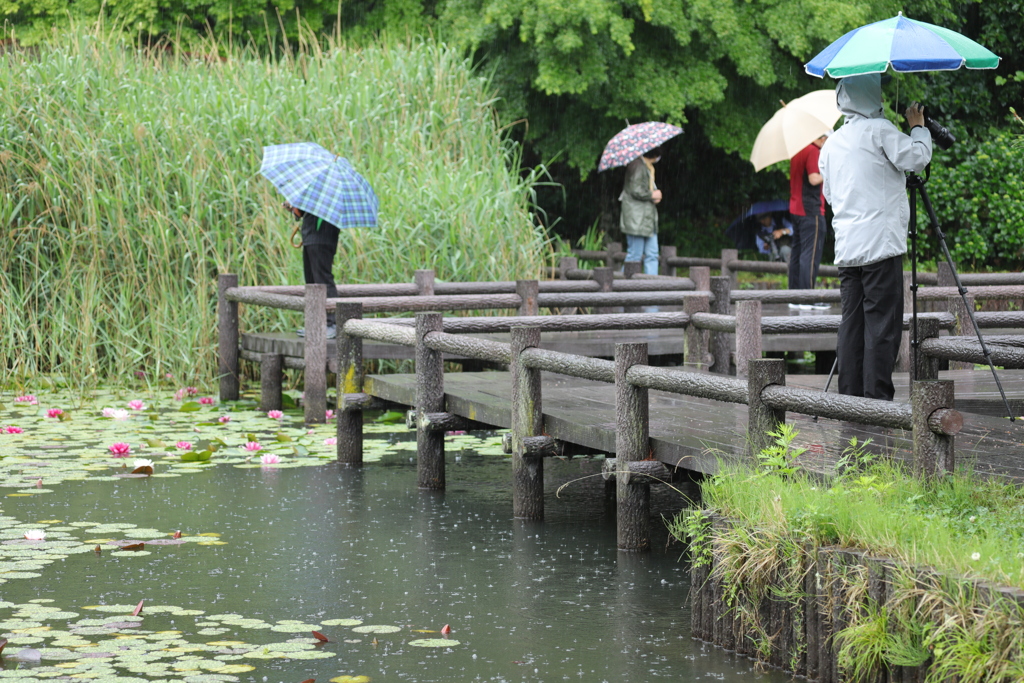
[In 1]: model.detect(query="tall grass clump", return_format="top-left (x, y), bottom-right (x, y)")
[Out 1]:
top-left (0, 28), bottom-right (551, 387)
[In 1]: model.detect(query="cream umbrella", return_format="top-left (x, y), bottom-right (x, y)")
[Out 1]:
top-left (749, 90), bottom-right (841, 171)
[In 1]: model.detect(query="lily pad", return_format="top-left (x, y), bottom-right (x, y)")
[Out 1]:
top-left (408, 638), bottom-right (461, 647)
top-left (350, 625), bottom-right (402, 634)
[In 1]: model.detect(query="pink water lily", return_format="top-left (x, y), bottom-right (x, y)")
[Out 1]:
top-left (323, 437), bottom-right (337, 446)
top-left (266, 410), bottom-right (284, 419)
top-left (325, 409), bottom-right (335, 421)
top-left (199, 397), bottom-right (215, 405)
top-left (4, 425), bottom-right (24, 434)
top-left (24, 529), bottom-right (46, 541)
top-left (260, 453), bottom-right (281, 465)
top-left (218, 415), bottom-right (231, 424)
top-left (109, 442), bottom-right (132, 457)
top-left (127, 400), bottom-right (146, 411)
top-left (102, 408), bottom-right (130, 420)
top-left (14, 395), bottom-right (38, 405)
top-left (175, 441), bottom-right (193, 451)
top-left (244, 442), bottom-right (262, 452)
top-left (46, 408), bottom-right (64, 418)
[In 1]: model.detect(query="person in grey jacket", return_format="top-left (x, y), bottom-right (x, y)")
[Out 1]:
top-left (619, 147), bottom-right (663, 275)
top-left (819, 73), bottom-right (932, 400)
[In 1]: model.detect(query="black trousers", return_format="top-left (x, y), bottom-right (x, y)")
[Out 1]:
top-left (837, 255), bottom-right (904, 400)
top-left (788, 214), bottom-right (826, 290)
top-left (302, 243), bottom-right (339, 324)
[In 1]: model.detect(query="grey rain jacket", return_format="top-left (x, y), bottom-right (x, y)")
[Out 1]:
top-left (819, 73), bottom-right (932, 267)
top-left (618, 157), bottom-right (658, 237)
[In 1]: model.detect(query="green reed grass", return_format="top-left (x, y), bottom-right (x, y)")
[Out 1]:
top-left (0, 28), bottom-right (551, 387)
top-left (682, 455), bottom-right (1024, 590)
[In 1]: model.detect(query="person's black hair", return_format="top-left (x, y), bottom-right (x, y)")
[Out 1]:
top-left (643, 146), bottom-right (662, 159)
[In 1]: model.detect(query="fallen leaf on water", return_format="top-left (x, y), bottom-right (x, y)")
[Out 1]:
top-left (132, 600), bottom-right (144, 616)
top-left (312, 631), bottom-right (330, 643)
top-left (130, 465), bottom-right (154, 475)
top-left (122, 543), bottom-right (146, 551)
top-left (440, 624), bottom-right (452, 635)
top-left (300, 679), bottom-right (315, 683)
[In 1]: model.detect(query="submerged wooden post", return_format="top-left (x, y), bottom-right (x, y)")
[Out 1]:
top-left (735, 300), bottom-right (763, 378)
top-left (416, 312), bottom-right (445, 490)
top-left (720, 248), bottom-right (739, 292)
top-left (415, 269), bottom-right (435, 296)
top-left (516, 280), bottom-right (539, 316)
top-left (511, 327), bottom-right (544, 520)
top-left (684, 294), bottom-right (711, 369)
top-left (659, 245), bottom-right (677, 277)
top-left (616, 342), bottom-right (650, 552)
top-left (911, 316), bottom-right (941, 381)
top-left (896, 272), bottom-right (913, 372)
top-left (217, 273), bottom-right (240, 401)
top-left (947, 293), bottom-right (977, 371)
top-left (259, 353), bottom-right (283, 412)
top-left (913, 380), bottom-right (955, 479)
top-left (747, 358), bottom-right (786, 457)
top-left (710, 276), bottom-right (732, 374)
top-left (690, 266), bottom-right (711, 293)
top-left (336, 303), bottom-right (364, 465)
top-left (303, 284), bottom-right (328, 424)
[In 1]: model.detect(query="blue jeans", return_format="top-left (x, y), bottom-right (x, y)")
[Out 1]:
top-left (625, 233), bottom-right (660, 275)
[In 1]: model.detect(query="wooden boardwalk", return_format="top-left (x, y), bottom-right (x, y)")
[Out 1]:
top-left (365, 369), bottom-right (1024, 482)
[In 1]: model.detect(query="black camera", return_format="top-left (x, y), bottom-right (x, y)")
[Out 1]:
top-left (924, 115), bottom-right (956, 150)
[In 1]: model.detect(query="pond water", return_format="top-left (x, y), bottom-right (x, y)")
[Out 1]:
top-left (0, 390), bottom-right (792, 683)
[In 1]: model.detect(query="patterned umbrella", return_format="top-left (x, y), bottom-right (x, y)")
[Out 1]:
top-left (259, 142), bottom-right (379, 229)
top-left (597, 122), bottom-right (683, 172)
top-left (805, 12), bottom-right (1000, 78)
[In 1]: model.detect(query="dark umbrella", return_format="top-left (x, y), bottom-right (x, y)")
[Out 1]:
top-left (725, 200), bottom-right (790, 251)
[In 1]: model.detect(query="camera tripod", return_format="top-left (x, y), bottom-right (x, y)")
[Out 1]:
top-left (906, 171), bottom-right (1014, 420)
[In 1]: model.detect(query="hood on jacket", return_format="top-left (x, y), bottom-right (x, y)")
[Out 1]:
top-left (836, 73), bottom-right (884, 122)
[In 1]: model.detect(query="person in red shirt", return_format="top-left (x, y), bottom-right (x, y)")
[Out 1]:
top-left (788, 134), bottom-right (829, 297)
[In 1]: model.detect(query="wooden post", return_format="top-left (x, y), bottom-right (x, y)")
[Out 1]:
top-left (557, 256), bottom-right (578, 279)
top-left (690, 266), bottom-right (711, 293)
top-left (947, 293), bottom-right (977, 371)
top-left (912, 379), bottom-right (955, 479)
top-left (623, 262), bottom-right (641, 313)
top-left (511, 327), bottom-right (544, 520)
top-left (616, 342), bottom-right (650, 552)
top-left (659, 245), bottom-right (677, 277)
top-left (911, 316), bottom-right (940, 381)
top-left (747, 358), bottom-right (786, 457)
top-left (710, 276), bottom-right (732, 375)
top-left (593, 266), bottom-right (615, 314)
top-left (720, 248), bottom-right (739, 292)
top-left (605, 242), bottom-right (622, 269)
top-left (336, 303), bottom-right (364, 465)
top-left (735, 300), bottom-right (763, 378)
top-left (217, 274), bottom-right (240, 401)
top-left (303, 283), bottom-right (327, 424)
top-left (414, 269), bottom-right (435, 296)
top-left (896, 272), bottom-right (913, 372)
top-left (684, 294), bottom-right (711, 369)
top-left (416, 312), bottom-right (445, 490)
top-left (259, 354), bottom-right (283, 412)
top-left (516, 280), bottom-right (539, 316)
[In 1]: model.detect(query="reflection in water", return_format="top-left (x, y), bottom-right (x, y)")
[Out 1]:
top-left (3, 446), bottom-right (791, 682)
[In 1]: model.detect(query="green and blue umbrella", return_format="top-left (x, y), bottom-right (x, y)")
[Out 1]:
top-left (805, 12), bottom-right (1000, 78)
top-left (260, 142), bottom-right (378, 229)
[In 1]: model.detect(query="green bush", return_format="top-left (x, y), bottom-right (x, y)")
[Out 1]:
top-left (926, 126), bottom-right (1024, 269)
top-left (0, 30), bottom-right (550, 385)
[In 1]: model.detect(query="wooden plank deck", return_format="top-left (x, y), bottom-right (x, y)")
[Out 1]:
top-left (364, 370), bottom-right (1024, 482)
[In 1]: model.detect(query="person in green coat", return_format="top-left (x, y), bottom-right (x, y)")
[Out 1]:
top-left (618, 146), bottom-right (663, 275)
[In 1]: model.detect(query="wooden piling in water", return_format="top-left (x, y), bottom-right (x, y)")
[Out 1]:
top-left (303, 283), bottom-right (328, 424)
top-left (336, 303), bottom-right (364, 465)
top-left (615, 342), bottom-right (650, 552)
top-left (218, 273), bottom-right (240, 401)
top-left (511, 327), bottom-right (544, 520)
top-left (259, 353), bottom-right (283, 412)
top-left (416, 312), bottom-right (446, 490)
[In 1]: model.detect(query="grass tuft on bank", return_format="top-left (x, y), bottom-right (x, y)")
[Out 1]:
top-left (0, 28), bottom-right (550, 386)
top-left (671, 427), bottom-right (1024, 590)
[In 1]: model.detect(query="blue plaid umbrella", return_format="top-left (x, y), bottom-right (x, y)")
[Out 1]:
top-left (259, 142), bottom-right (379, 229)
